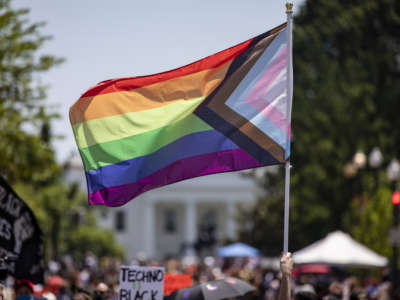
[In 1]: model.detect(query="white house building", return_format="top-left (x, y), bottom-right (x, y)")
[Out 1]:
top-left (66, 155), bottom-right (259, 261)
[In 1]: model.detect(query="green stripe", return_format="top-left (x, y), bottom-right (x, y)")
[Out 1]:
top-left (73, 96), bottom-right (206, 148)
top-left (79, 114), bottom-right (212, 171)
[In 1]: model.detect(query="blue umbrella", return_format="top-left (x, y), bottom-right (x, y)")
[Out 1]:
top-left (217, 243), bottom-right (260, 257)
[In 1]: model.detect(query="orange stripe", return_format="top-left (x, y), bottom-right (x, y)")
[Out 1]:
top-left (70, 61), bottom-right (231, 125)
top-left (79, 39), bottom-right (253, 98)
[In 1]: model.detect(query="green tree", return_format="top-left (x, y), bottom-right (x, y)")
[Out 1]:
top-left (0, 0), bottom-right (124, 261)
top-left (15, 181), bottom-right (124, 261)
top-left (344, 182), bottom-right (393, 258)
top-left (0, 0), bottom-right (63, 184)
top-left (239, 0), bottom-right (400, 255)
top-left (237, 170), bottom-right (286, 256)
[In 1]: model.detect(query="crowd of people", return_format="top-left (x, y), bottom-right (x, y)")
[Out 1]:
top-left (0, 252), bottom-right (395, 300)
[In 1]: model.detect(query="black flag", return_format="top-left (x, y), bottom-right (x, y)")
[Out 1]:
top-left (0, 176), bottom-right (44, 283)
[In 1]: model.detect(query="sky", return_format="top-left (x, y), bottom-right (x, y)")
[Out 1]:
top-left (13, 0), bottom-right (305, 163)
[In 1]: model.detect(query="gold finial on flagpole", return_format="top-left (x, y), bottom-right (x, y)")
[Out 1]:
top-left (286, 2), bottom-right (293, 13)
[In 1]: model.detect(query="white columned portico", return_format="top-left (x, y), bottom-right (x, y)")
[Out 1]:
top-left (184, 201), bottom-right (197, 256)
top-left (226, 202), bottom-right (236, 240)
top-left (144, 200), bottom-right (155, 258)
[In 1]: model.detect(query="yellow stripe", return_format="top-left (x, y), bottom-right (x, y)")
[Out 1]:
top-left (72, 97), bottom-right (205, 149)
top-left (69, 62), bottom-right (230, 125)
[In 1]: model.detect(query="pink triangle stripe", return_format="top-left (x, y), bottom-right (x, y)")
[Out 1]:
top-left (242, 46), bottom-right (287, 131)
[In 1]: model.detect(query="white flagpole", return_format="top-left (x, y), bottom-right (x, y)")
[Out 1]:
top-left (283, 2), bottom-right (294, 254)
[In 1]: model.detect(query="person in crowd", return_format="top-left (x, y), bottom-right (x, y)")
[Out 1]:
top-left (72, 288), bottom-right (91, 300)
top-left (12, 252), bottom-right (398, 300)
top-left (0, 283), bottom-right (4, 300)
top-left (93, 283), bottom-right (110, 300)
top-left (15, 280), bottom-right (34, 300)
top-left (294, 284), bottom-right (317, 300)
top-left (72, 292), bottom-right (91, 300)
top-left (321, 281), bottom-right (342, 300)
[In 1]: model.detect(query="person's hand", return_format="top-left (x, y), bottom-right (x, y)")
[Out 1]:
top-left (278, 253), bottom-right (293, 300)
top-left (280, 252), bottom-right (293, 277)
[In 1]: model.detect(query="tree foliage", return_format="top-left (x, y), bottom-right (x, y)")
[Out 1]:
top-left (239, 0), bottom-right (400, 255)
top-left (344, 181), bottom-right (393, 258)
top-left (0, 0), bottom-right (63, 184)
top-left (14, 182), bottom-right (124, 261)
top-left (0, 0), bottom-right (124, 261)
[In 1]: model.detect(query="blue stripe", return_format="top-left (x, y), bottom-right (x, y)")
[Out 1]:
top-left (285, 139), bottom-right (291, 160)
top-left (86, 129), bottom-right (239, 193)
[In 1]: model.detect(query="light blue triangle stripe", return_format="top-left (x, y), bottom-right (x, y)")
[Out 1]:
top-left (225, 29), bottom-right (287, 148)
top-left (285, 138), bottom-right (291, 160)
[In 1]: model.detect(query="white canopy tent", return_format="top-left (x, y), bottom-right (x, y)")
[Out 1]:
top-left (292, 231), bottom-right (388, 267)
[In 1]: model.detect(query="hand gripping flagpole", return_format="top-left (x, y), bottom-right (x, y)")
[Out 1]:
top-left (283, 2), bottom-right (294, 254)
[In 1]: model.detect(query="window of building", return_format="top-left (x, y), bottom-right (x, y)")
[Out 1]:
top-left (197, 209), bottom-right (217, 247)
top-left (164, 209), bottom-right (177, 234)
top-left (202, 210), bottom-right (217, 228)
top-left (100, 208), bottom-right (108, 219)
top-left (115, 211), bottom-right (125, 232)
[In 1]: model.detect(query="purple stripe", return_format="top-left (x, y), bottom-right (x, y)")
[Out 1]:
top-left (89, 148), bottom-right (265, 207)
top-left (86, 129), bottom-right (238, 193)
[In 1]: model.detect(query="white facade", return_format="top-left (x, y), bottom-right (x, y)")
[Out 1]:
top-left (66, 156), bottom-right (258, 261)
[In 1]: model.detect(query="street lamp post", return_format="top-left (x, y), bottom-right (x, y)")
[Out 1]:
top-left (393, 198), bottom-right (399, 289)
top-left (388, 159), bottom-right (400, 290)
top-left (369, 147), bottom-right (383, 169)
top-left (347, 149), bottom-right (400, 289)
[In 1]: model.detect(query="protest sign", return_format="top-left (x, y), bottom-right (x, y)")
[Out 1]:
top-left (119, 265), bottom-right (165, 300)
top-left (164, 274), bottom-right (192, 295)
top-left (0, 176), bottom-right (44, 283)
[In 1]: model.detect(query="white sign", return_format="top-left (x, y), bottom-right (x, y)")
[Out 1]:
top-left (119, 265), bottom-right (165, 300)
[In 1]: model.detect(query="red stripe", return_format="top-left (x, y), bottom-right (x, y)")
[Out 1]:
top-left (80, 38), bottom-right (254, 99)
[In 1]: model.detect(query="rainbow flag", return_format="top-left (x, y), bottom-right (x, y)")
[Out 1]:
top-left (70, 23), bottom-right (291, 207)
